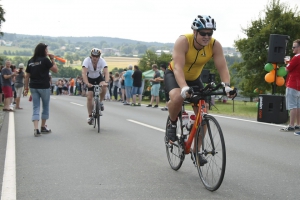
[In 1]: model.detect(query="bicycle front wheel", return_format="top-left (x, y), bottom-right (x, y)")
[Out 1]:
top-left (195, 115), bottom-right (226, 191)
top-left (165, 116), bottom-right (185, 171)
top-left (95, 99), bottom-right (100, 133)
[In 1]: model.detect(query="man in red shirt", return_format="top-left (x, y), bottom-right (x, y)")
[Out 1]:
top-left (280, 39), bottom-right (300, 134)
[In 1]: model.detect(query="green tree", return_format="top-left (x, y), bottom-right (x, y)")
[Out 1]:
top-left (137, 50), bottom-right (172, 73)
top-left (64, 52), bottom-right (73, 64)
top-left (233, 0), bottom-right (300, 98)
top-left (138, 50), bottom-right (158, 71)
top-left (0, 2), bottom-right (5, 36)
top-left (156, 52), bottom-right (172, 68)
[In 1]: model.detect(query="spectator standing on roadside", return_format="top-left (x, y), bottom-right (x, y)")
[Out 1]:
top-left (113, 72), bottom-right (120, 100)
top-left (69, 77), bottom-right (75, 96)
top-left (10, 64), bottom-right (17, 106)
top-left (62, 78), bottom-right (68, 95)
top-left (123, 65), bottom-right (133, 105)
top-left (1, 60), bottom-right (17, 111)
top-left (81, 80), bottom-right (87, 97)
top-left (280, 39), bottom-right (300, 135)
top-left (120, 69), bottom-right (127, 103)
top-left (146, 64), bottom-right (161, 108)
top-left (75, 76), bottom-right (82, 96)
top-left (109, 72), bottom-right (113, 100)
top-left (56, 79), bottom-right (62, 95)
top-left (14, 63), bottom-right (25, 109)
top-left (131, 65), bottom-right (142, 106)
top-left (159, 63), bottom-right (169, 111)
top-left (24, 43), bottom-right (58, 137)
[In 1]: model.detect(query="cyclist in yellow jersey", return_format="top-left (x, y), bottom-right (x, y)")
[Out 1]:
top-left (165, 15), bottom-right (235, 144)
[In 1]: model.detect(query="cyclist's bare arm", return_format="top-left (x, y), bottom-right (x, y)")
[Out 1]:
top-left (173, 36), bottom-right (189, 91)
top-left (212, 40), bottom-right (230, 84)
top-left (168, 36), bottom-right (190, 122)
top-left (212, 40), bottom-right (235, 98)
top-left (82, 67), bottom-right (92, 87)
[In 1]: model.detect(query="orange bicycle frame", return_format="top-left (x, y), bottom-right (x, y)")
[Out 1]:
top-left (184, 99), bottom-right (207, 154)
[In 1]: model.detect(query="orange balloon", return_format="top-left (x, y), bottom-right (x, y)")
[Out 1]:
top-left (276, 76), bottom-right (285, 86)
top-left (269, 69), bottom-right (275, 75)
top-left (265, 73), bottom-right (275, 83)
top-left (272, 63), bottom-right (277, 69)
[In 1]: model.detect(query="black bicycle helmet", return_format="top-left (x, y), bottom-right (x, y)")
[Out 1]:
top-left (91, 48), bottom-right (101, 56)
top-left (191, 15), bottom-right (216, 30)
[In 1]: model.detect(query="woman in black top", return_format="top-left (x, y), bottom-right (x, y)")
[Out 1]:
top-left (24, 43), bottom-right (59, 137)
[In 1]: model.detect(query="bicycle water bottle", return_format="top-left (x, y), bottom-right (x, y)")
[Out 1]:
top-left (186, 114), bottom-right (196, 130)
top-left (183, 126), bottom-right (189, 142)
top-left (182, 111), bottom-right (189, 127)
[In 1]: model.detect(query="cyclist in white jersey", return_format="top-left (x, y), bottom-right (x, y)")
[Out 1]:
top-left (82, 48), bottom-right (109, 125)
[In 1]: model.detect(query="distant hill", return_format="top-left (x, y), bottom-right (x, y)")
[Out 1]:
top-left (0, 32), bottom-right (240, 57)
top-left (0, 32), bottom-right (174, 49)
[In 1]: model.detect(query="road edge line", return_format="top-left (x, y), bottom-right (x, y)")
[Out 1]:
top-left (1, 112), bottom-right (16, 200)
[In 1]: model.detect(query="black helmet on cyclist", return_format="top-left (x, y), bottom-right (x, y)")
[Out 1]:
top-left (91, 48), bottom-right (101, 57)
top-left (191, 15), bottom-right (216, 30)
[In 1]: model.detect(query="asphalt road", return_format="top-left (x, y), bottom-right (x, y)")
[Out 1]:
top-left (0, 95), bottom-right (299, 200)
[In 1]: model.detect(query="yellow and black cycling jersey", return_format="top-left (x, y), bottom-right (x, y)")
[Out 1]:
top-left (169, 33), bottom-right (215, 81)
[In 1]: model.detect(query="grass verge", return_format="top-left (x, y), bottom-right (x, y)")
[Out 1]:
top-left (141, 98), bottom-right (258, 120)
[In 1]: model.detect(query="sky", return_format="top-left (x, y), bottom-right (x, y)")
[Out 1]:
top-left (0, 0), bottom-right (299, 48)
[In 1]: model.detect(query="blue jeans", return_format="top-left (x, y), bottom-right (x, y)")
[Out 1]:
top-left (30, 88), bottom-right (50, 121)
top-left (132, 86), bottom-right (142, 95)
top-left (125, 86), bottom-right (132, 99)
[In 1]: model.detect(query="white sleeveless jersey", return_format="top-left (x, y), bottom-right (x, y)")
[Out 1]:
top-left (82, 57), bottom-right (107, 79)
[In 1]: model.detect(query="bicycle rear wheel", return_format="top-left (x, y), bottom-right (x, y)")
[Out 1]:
top-left (195, 115), bottom-right (226, 191)
top-left (165, 116), bottom-right (185, 171)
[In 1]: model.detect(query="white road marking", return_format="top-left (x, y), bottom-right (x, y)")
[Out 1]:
top-left (210, 114), bottom-right (284, 127)
top-left (129, 112), bottom-right (285, 133)
top-left (1, 113), bottom-right (16, 200)
top-left (184, 110), bottom-right (284, 127)
top-left (127, 119), bottom-right (165, 132)
top-left (70, 102), bottom-right (84, 106)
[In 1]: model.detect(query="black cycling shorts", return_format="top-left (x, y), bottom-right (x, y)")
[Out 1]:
top-left (164, 69), bottom-right (209, 103)
top-left (164, 69), bottom-right (204, 93)
top-left (87, 75), bottom-right (104, 91)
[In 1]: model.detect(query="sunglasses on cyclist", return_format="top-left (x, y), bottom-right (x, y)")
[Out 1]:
top-left (91, 55), bottom-right (100, 58)
top-left (198, 31), bottom-right (213, 37)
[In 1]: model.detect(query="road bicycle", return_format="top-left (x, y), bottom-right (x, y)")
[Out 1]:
top-left (164, 82), bottom-right (236, 191)
top-left (91, 84), bottom-right (102, 133)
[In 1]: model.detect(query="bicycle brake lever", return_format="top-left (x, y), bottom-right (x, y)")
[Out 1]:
top-left (229, 88), bottom-right (237, 100)
top-left (188, 87), bottom-right (194, 95)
